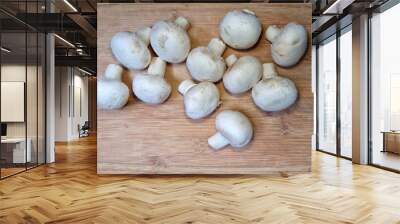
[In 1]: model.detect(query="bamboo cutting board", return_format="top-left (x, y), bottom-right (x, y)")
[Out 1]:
top-left (97, 3), bottom-right (312, 174)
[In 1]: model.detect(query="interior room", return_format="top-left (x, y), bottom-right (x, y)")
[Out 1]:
top-left (0, 15), bottom-right (46, 178)
top-left (370, 2), bottom-right (400, 171)
top-left (1, 0), bottom-right (400, 223)
top-left (0, 0), bottom-right (96, 178)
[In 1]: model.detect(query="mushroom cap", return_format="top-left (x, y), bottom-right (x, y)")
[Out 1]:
top-left (186, 47), bottom-right (226, 82)
top-left (269, 23), bottom-right (308, 67)
top-left (97, 79), bottom-right (129, 109)
top-left (219, 10), bottom-right (262, 50)
top-left (215, 110), bottom-right (253, 148)
top-left (184, 82), bottom-right (220, 119)
top-left (252, 76), bottom-right (298, 112)
top-left (223, 56), bottom-right (262, 94)
top-left (150, 20), bottom-right (191, 63)
top-left (104, 64), bottom-right (123, 81)
top-left (133, 74), bottom-right (171, 104)
top-left (111, 31), bottom-right (151, 70)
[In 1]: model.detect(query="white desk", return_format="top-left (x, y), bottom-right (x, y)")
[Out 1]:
top-left (1, 138), bottom-right (31, 163)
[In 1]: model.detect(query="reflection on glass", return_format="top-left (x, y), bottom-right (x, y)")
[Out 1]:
top-left (1, 31), bottom-right (27, 177)
top-left (0, 0), bottom-right (47, 178)
top-left (371, 3), bottom-right (400, 171)
top-left (27, 31), bottom-right (38, 169)
top-left (340, 28), bottom-right (352, 158)
top-left (317, 36), bottom-right (337, 154)
top-left (38, 33), bottom-right (46, 165)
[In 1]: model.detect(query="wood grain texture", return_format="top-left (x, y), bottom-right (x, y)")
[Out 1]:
top-left (2, 135), bottom-right (400, 223)
top-left (97, 3), bottom-right (312, 174)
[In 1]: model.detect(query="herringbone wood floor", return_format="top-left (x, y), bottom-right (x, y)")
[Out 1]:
top-left (1, 135), bottom-right (400, 224)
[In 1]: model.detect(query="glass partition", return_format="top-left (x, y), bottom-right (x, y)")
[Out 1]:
top-left (317, 35), bottom-right (337, 154)
top-left (315, 23), bottom-right (353, 160)
top-left (370, 3), bottom-right (400, 171)
top-left (0, 30), bottom-right (28, 177)
top-left (339, 27), bottom-right (352, 158)
top-left (38, 32), bottom-right (45, 165)
top-left (0, 1), bottom-right (46, 179)
top-left (27, 31), bottom-right (38, 169)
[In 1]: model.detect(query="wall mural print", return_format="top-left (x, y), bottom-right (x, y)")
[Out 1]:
top-left (97, 3), bottom-right (312, 174)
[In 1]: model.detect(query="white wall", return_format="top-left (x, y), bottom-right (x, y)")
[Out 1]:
top-left (55, 67), bottom-right (69, 141)
top-left (54, 67), bottom-right (89, 141)
top-left (1, 65), bottom-right (39, 138)
top-left (1, 65), bottom-right (27, 140)
top-left (1, 64), bottom-right (46, 164)
top-left (72, 73), bottom-right (89, 138)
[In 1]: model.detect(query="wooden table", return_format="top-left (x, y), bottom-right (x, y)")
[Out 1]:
top-left (97, 3), bottom-right (312, 174)
top-left (382, 131), bottom-right (400, 154)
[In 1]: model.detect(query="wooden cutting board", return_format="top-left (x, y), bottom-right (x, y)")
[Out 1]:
top-left (97, 3), bottom-right (312, 174)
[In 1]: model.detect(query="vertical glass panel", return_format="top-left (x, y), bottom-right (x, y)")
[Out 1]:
top-left (0, 1), bottom-right (46, 178)
top-left (312, 45), bottom-right (317, 151)
top-left (27, 31), bottom-right (38, 169)
top-left (339, 27), bottom-right (352, 158)
top-left (317, 36), bottom-right (337, 154)
top-left (38, 32), bottom-right (46, 165)
top-left (1, 31), bottom-right (27, 177)
top-left (371, 3), bottom-right (400, 171)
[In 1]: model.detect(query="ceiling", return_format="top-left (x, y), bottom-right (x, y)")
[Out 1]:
top-left (1, 0), bottom-right (392, 74)
top-left (312, 0), bottom-right (390, 43)
top-left (1, 0), bottom-right (315, 75)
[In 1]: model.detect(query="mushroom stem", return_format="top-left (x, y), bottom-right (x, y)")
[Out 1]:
top-left (225, 54), bottom-right (238, 67)
top-left (263, 63), bottom-right (278, 79)
top-left (174, 16), bottom-right (190, 31)
top-left (208, 38), bottom-right (226, 56)
top-left (178, 79), bottom-right (196, 95)
top-left (208, 132), bottom-right (230, 150)
top-left (242, 9), bottom-right (256, 16)
top-left (266, 25), bottom-right (282, 43)
top-left (104, 64), bottom-right (123, 81)
top-left (136, 26), bottom-right (151, 46)
top-left (148, 57), bottom-right (166, 77)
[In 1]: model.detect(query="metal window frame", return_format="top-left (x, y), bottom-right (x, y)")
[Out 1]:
top-left (315, 0), bottom-right (400, 172)
top-left (315, 22), bottom-right (353, 161)
top-left (0, 0), bottom-right (47, 180)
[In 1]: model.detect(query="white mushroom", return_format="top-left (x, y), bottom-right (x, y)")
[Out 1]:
top-left (98, 64), bottom-right (129, 109)
top-left (208, 110), bottom-right (253, 150)
top-left (103, 63), bottom-right (124, 81)
top-left (150, 16), bottom-right (191, 63)
top-left (219, 9), bottom-right (262, 50)
top-left (223, 55), bottom-right (262, 95)
top-left (252, 63), bottom-right (298, 112)
top-left (178, 80), bottom-right (220, 119)
top-left (186, 38), bottom-right (226, 82)
top-left (111, 27), bottom-right (152, 70)
top-left (266, 22), bottom-right (308, 67)
top-left (133, 57), bottom-right (171, 104)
